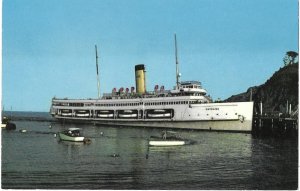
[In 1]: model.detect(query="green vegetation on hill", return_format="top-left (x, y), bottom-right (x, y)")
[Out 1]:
top-left (225, 63), bottom-right (298, 114)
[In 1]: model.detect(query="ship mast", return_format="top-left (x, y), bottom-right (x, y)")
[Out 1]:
top-left (95, 45), bottom-right (100, 99)
top-left (175, 34), bottom-right (180, 89)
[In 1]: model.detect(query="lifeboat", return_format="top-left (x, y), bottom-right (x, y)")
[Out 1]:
top-left (118, 113), bottom-right (138, 118)
top-left (148, 113), bottom-right (171, 118)
top-left (98, 113), bottom-right (114, 118)
top-left (146, 109), bottom-right (173, 119)
top-left (75, 110), bottom-right (90, 117)
top-left (61, 109), bottom-right (72, 116)
top-left (118, 110), bottom-right (138, 118)
top-left (61, 113), bottom-right (72, 116)
top-left (96, 110), bottom-right (114, 118)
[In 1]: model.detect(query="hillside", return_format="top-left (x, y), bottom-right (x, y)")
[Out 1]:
top-left (225, 63), bottom-right (298, 114)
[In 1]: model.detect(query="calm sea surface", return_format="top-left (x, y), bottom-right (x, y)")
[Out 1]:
top-left (1, 112), bottom-right (298, 189)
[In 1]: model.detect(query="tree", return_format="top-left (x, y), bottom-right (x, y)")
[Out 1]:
top-left (283, 51), bottom-right (298, 66)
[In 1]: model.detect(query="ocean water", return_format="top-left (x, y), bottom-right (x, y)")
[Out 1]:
top-left (1, 112), bottom-right (298, 189)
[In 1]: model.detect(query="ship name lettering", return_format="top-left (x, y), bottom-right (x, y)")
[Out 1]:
top-left (206, 108), bottom-right (219, 110)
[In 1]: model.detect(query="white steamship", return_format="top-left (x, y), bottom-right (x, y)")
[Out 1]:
top-left (50, 36), bottom-right (254, 132)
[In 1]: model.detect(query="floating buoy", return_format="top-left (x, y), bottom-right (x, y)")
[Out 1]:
top-left (111, 153), bottom-right (120, 157)
top-left (54, 133), bottom-right (57, 137)
top-left (19, 129), bottom-right (27, 133)
top-left (100, 132), bottom-right (104, 136)
top-left (49, 125), bottom-right (52, 129)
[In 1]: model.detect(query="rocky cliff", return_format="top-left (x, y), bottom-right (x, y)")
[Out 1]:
top-left (225, 63), bottom-right (298, 114)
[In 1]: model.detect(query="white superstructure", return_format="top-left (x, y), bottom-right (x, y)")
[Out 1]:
top-left (50, 35), bottom-right (254, 132)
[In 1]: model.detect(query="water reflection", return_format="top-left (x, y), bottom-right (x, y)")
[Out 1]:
top-left (2, 121), bottom-right (298, 189)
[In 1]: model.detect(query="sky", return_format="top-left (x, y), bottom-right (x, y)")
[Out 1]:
top-left (2, 0), bottom-right (299, 112)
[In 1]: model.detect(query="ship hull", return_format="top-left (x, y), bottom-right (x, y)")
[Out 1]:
top-left (58, 118), bottom-right (252, 132)
top-left (51, 98), bottom-right (254, 132)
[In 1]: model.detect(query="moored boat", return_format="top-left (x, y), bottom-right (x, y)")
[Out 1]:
top-left (58, 128), bottom-right (87, 142)
top-left (148, 131), bottom-right (192, 146)
top-left (1, 116), bottom-right (10, 128)
top-left (2, 117), bottom-right (16, 130)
